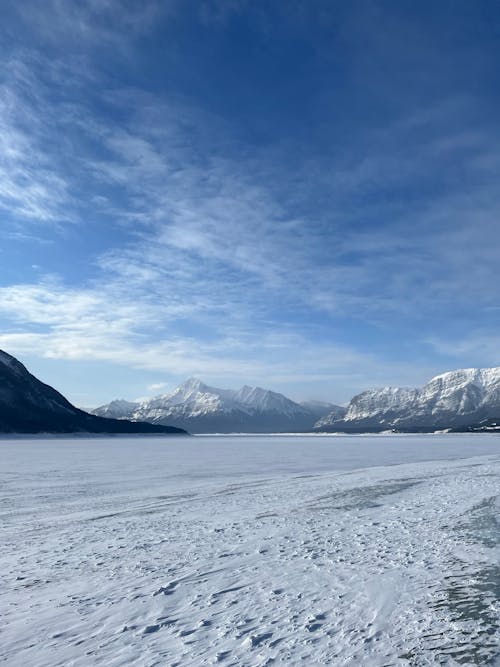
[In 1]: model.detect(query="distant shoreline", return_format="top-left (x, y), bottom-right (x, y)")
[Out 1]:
top-left (0, 432), bottom-right (190, 440)
top-left (1, 430), bottom-right (498, 440)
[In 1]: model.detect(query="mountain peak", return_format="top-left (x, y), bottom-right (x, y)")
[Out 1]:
top-left (429, 367), bottom-right (500, 388)
top-left (163, 377), bottom-right (222, 407)
top-left (176, 377), bottom-right (207, 392)
top-left (91, 378), bottom-right (322, 432)
top-left (316, 365), bottom-right (500, 432)
top-left (0, 350), bottom-right (185, 434)
top-left (0, 349), bottom-right (27, 376)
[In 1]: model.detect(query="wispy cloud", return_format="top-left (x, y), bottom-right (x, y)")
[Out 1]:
top-left (1, 1), bottom-right (500, 402)
top-left (2, 60), bottom-right (500, 389)
top-left (14, 0), bottom-right (174, 52)
top-left (0, 279), bottom-right (440, 403)
top-left (425, 333), bottom-right (500, 368)
top-left (0, 58), bottom-right (73, 225)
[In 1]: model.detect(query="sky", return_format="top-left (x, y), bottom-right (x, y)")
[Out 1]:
top-left (1, 0), bottom-right (500, 407)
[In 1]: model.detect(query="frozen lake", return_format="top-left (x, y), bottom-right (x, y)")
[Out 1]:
top-left (2, 434), bottom-right (500, 665)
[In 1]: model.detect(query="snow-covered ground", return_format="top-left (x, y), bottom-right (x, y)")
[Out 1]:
top-left (2, 434), bottom-right (500, 666)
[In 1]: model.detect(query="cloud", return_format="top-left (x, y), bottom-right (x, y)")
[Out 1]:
top-left (0, 277), bottom-right (443, 404)
top-left (2, 1), bottom-right (500, 403)
top-left (14, 0), bottom-right (175, 52)
top-left (4, 3), bottom-right (500, 322)
top-left (148, 382), bottom-right (169, 392)
top-left (0, 59), bottom-right (74, 225)
top-left (3, 63), bottom-right (500, 388)
top-left (425, 334), bottom-right (500, 368)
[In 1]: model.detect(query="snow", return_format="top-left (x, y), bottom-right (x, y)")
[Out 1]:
top-left (92, 399), bottom-right (138, 419)
top-left (94, 378), bottom-right (312, 423)
top-left (2, 434), bottom-right (500, 666)
top-left (320, 365), bottom-right (500, 428)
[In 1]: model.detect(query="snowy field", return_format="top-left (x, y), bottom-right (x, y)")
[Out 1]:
top-left (2, 434), bottom-right (500, 666)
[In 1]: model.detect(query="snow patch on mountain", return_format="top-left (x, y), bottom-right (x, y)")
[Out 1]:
top-left (92, 379), bottom-right (345, 433)
top-left (92, 399), bottom-right (138, 420)
top-left (316, 367), bottom-right (500, 431)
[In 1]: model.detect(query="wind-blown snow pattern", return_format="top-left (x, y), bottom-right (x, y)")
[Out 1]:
top-left (317, 366), bottom-right (500, 431)
top-left (92, 378), bottom-right (341, 432)
top-left (3, 434), bottom-right (500, 666)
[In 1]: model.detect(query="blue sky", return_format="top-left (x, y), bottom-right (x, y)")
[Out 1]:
top-left (1, 0), bottom-right (500, 407)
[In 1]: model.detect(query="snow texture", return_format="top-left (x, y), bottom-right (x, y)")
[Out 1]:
top-left (2, 434), bottom-right (500, 666)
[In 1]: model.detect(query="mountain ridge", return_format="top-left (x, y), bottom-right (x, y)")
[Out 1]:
top-left (4, 348), bottom-right (499, 434)
top-left (0, 350), bottom-right (186, 435)
top-left (91, 378), bottom-right (343, 433)
top-left (316, 366), bottom-right (500, 432)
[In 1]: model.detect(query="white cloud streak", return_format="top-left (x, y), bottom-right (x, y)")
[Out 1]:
top-left (0, 280), bottom-right (440, 402)
top-left (0, 60), bottom-right (74, 225)
top-left (2, 2), bottom-right (500, 400)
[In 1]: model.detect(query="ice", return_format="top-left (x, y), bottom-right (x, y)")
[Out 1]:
top-left (2, 434), bottom-right (500, 665)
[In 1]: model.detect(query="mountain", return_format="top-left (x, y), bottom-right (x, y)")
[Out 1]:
top-left (92, 399), bottom-right (138, 420)
top-left (8, 347), bottom-right (498, 435)
top-left (92, 378), bottom-right (345, 433)
top-left (301, 400), bottom-right (346, 421)
top-left (315, 367), bottom-right (500, 432)
top-left (0, 350), bottom-right (186, 435)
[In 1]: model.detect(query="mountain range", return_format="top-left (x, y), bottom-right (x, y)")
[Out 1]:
top-left (91, 378), bottom-right (343, 433)
top-left (93, 368), bottom-right (500, 433)
top-left (0, 350), bottom-right (185, 435)
top-left (316, 367), bottom-right (500, 432)
top-left (2, 347), bottom-right (500, 434)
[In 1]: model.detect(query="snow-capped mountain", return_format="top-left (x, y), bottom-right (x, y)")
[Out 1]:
top-left (302, 401), bottom-right (346, 421)
top-left (92, 378), bottom-right (343, 433)
top-left (315, 367), bottom-right (500, 432)
top-left (0, 350), bottom-right (185, 435)
top-left (92, 399), bottom-right (138, 420)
